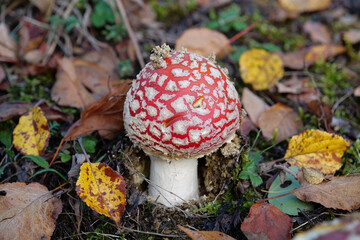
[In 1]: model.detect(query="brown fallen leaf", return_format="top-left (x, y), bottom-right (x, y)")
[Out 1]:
top-left (0, 182), bottom-right (62, 240)
top-left (64, 80), bottom-right (132, 140)
top-left (241, 202), bottom-right (292, 240)
top-left (257, 103), bottom-right (303, 143)
top-left (307, 100), bottom-right (332, 130)
top-left (280, 44), bottom-right (345, 70)
top-left (0, 66), bottom-right (9, 91)
top-left (278, 49), bottom-right (307, 70)
top-left (51, 57), bottom-right (96, 109)
top-left (354, 86), bottom-right (360, 96)
top-left (51, 47), bottom-right (121, 109)
top-left (278, 0), bottom-right (331, 13)
top-left (303, 21), bottom-right (331, 44)
top-left (0, 101), bottom-right (73, 123)
top-left (293, 172), bottom-right (360, 211)
top-left (242, 87), bottom-right (269, 125)
top-left (239, 116), bottom-right (257, 136)
top-left (30, 0), bottom-right (54, 17)
top-left (293, 213), bottom-right (360, 240)
top-left (344, 29), bottom-right (360, 44)
top-left (0, 23), bottom-right (17, 63)
top-left (175, 28), bottom-right (232, 59)
top-left (275, 75), bottom-right (306, 94)
top-left (178, 225), bottom-right (236, 240)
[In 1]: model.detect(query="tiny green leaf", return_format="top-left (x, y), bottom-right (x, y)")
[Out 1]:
top-left (22, 155), bottom-right (49, 169)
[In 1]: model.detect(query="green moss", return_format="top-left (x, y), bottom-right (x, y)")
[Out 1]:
top-left (8, 74), bottom-right (54, 102)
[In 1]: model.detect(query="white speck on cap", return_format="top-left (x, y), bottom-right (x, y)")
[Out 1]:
top-left (145, 87), bottom-right (159, 101)
top-left (165, 80), bottom-right (179, 91)
top-left (171, 68), bottom-right (190, 77)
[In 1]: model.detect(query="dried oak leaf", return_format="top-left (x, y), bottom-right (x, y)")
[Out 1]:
top-left (293, 172), bottom-right (360, 211)
top-left (303, 21), bottom-right (331, 44)
top-left (175, 28), bottom-right (232, 58)
top-left (242, 87), bottom-right (269, 125)
top-left (64, 80), bottom-right (132, 140)
top-left (239, 49), bottom-right (284, 90)
top-left (76, 163), bottom-right (126, 225)
top-left (278, 0), bottom-right (331, 13)
top-left (12, 107), bottom-right (50, 156)
top-left (241, 202), bottom-right (292, 240)
top-left (258, 103), bottom-right (303, 143)
top-left (284, 129), bottom-right (350, 174)
top-left (178, 225), bottom-right (235, 240)
top-left (0, 182), bottom-right (62, 240)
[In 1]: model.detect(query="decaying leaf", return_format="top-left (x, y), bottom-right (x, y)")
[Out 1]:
top-left (257, 103), bottom-right (303, 143)
top-left (175, 28), bottom-right (232, 58)
top-left (178, 225), bottom-right (236, 240)
top-left (303, 21), bottom-right (331, 44)
top-left (355, 86), bottom-right (360, 97)
top-left (241, 202), bottom-right (292, 240)
top-left (242, 87), bottom-right (269, 125)
top-left (29, 0), bottom-right (53, 17)
top-left (12, 107), bottom-right (50, 156)
top-left (307, 100), bottom-right (332, 130)
top-left (293, 172), bottom-right (360, 211)
top-left (293, 213), bottom-right (360, 240)
top-left (268, 166), bottom-right (314, 215)
top-left (278, 0), bottom-right (331, 13)
top-left (51, 47), bottom-right (121, 109)
top-left (343, 29), bottom-right (360, 44)
top-left (302, 167), bottom-right (325, 184)
top-left (0, 23), bottom-right (17, 63)
top-left (239, 49), bottom-right (284, 90)
top-left (64, 81), bottom-right (132, 140)
top-left (0, 182), bottom-right (62, 240)
top-left (51, 57), bottom-right (96, 109)
top-left (76, 163), bottom-right (126, 225)
top-left (284, 129), bottom-right (350, 174)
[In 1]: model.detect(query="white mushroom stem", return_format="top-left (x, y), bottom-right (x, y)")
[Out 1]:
top-left (148, 155), bottom-right (199, 207)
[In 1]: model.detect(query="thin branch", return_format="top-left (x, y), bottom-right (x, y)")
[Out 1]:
top-left (115, 0), bottom-right (145, 68)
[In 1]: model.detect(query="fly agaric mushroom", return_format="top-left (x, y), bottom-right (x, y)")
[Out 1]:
top-left (123, 44), bottom-right (242, 206)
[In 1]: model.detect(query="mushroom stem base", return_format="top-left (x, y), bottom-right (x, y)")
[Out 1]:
top-left (148, 156), bottom-right (199, 207)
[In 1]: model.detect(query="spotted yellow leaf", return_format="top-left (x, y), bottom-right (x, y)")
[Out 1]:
top-left (239, 49), bottom-right (284, 90)
top-left (76, 163), bottom-right (126, 225)
top-left (284, 130), bottom-right (350, 174)
top-left (12, 107), bottom-right (50, 156)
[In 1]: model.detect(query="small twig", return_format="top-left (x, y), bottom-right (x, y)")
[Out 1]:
top-left (331, 90), bottom-right (353, 113)
top-left (215, 20), bottom-right (262, 55)
top-left (116, 0), bottom-right (145, 68)
top-left (273, 164), bottom-right (298, 179)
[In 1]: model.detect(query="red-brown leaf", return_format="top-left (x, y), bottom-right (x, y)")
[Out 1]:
top-left (64, 80), bottom-right (132, 140)
top-left (241, 202), bottom-right (292, 240)
top-left (178, 225), bottom-right (236, 240)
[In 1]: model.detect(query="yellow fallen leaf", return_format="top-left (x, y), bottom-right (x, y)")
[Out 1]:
top-left (278, 0), bottom-right (331, 13)
top-left (305, 45), bottom-right (345, 66)
top-left (178, 225), bottom-right (236, 240)
top-left (239, 49), bottom-right (284, 90)
top-left (302, 167), bottom-right (325, 184)
top-left (76, 163), bottom-right (126, 225)
top-left (284, 129), bottom-right (350, 174)
top-left (13, 107), bottom-right (50, 156)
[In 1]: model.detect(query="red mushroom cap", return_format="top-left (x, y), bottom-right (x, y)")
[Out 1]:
top-left (124, 45), bottom-right (241, 159)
